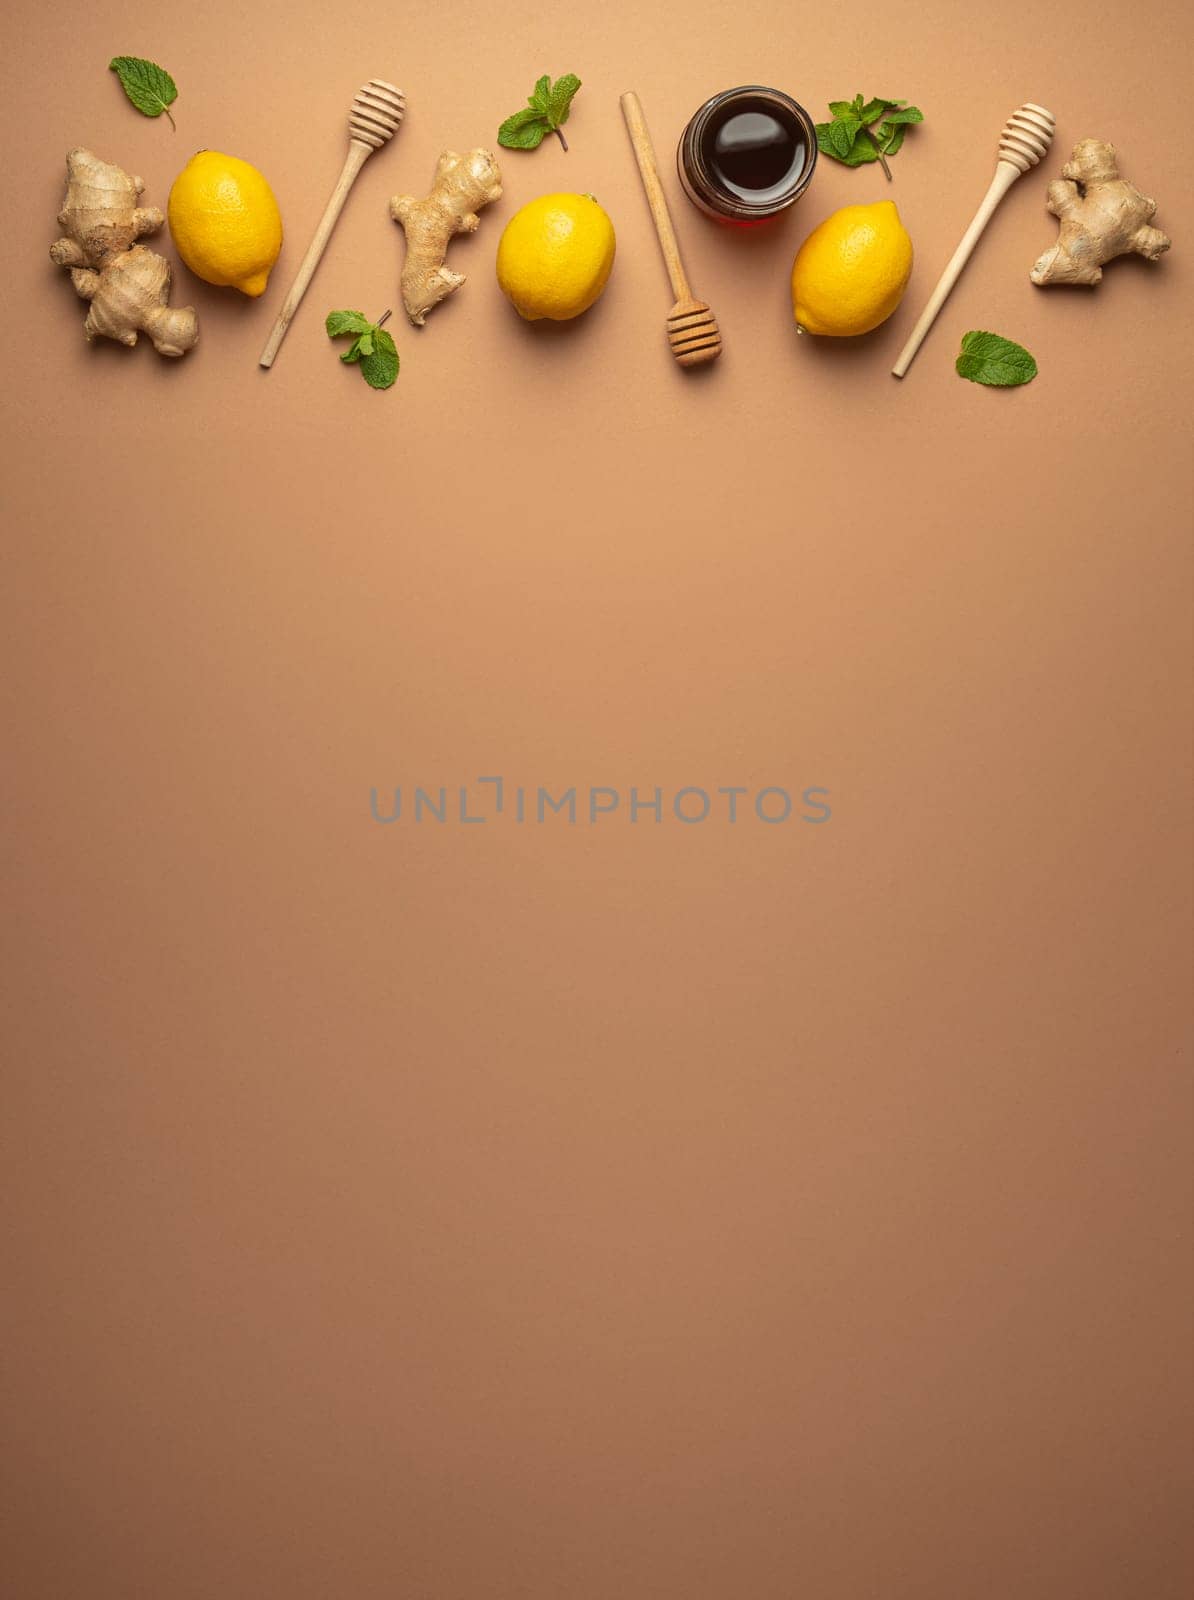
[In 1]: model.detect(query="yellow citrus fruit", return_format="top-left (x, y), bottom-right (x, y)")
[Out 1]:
top-left (168, 151), bottom-right (283, 297)
top-left (496, 193), bottom-right (615, 321)
top-left (791, 200), bottom-right (913, 337)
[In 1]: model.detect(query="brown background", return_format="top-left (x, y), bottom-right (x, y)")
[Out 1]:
top-left (2, 0), bottom-right (1191, 1595)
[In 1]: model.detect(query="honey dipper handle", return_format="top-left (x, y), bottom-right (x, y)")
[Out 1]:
top-left (891, 161), bottom-right (1021, 378)
top-left (259, 140), bottom-right (371, 370)
top-left (620, 91), bottom-right (691, 304)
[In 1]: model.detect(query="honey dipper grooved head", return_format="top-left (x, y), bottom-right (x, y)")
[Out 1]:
top-left (998, 103), bottom-right (1055, 172)
top-left (349, 80), bottom-right (405, 148)
top-left (667, 299), bottom-right (722, 366)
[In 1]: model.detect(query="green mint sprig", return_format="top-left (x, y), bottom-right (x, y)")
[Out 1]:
top-left (326, 310), bottom-right (400, 390)
top-left (955, 331), bottom-right (1038, 387)
top-left (499, 74), bottom-right (582, 152)
top-left (109, 57), bottom-right (178, 129)
top-left (815, 95), bottom-right (923, 179)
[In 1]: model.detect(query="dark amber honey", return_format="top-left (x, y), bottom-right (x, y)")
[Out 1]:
top-left (678, 86), bottom-right (818, 222)
top-left (702, 100), bottom-right (808, 205)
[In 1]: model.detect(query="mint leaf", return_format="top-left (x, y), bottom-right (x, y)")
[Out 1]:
top-left (876, 122), bottom-right (907, 156)
top-left (547, 74), bottom-right (581, 128)
top-left (327, 311), bottom-right (399, 389)
top-left (882, 105), bottom-right (923, 125)
top-left (109, 56), bottom-right (177, 129)
top-left (818, 91), bottom-right (924, 171)
top-left (325, 309), bottom-right (371, 338)
top-left (813, 122), bottom-right (857, 161)
top-left (360, 330), bottom-right (399, 390)
top-left (841, 136), bottom-right (882, 166)
top-left (956, 330), bottom-right (1038, 387)
top-left (500, 72), bottom-right (581, 152)
top-left (499, 109), bottom-right (549, 149)
top-left (818, 117), bottom-right (860, 159)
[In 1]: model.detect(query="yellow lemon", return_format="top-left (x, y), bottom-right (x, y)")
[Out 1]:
top-left (168, 151), bottom-right (283, 297)
top-left (497, 193), bottom-right (615, 321)
top-left (791, 200), bottom-right (913, 337)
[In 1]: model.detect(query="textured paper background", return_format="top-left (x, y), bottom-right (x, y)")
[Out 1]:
top-left (3, 1), bottom-right (1192, 1596)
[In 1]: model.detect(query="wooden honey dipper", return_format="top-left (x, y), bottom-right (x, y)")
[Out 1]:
top-left (620, 91), bottom-right (722, 367)
top-left (260, 79), bottom-right (405, 369)
top-left (891, 103), bottom-right (1055, 378)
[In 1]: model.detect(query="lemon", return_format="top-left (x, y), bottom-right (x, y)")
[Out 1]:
top-left (168, 152), bottom-right (283, 297)
top-left (496, 193), bottom-right (615, 321)
top-left (791, 201), bottom-right (912, 337)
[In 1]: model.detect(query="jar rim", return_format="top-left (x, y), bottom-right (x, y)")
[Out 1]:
top-left (680, 86), bottom-right (819, 218)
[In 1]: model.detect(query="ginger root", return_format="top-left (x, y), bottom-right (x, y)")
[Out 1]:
top-left (1030, 139), bottom-right (1170, 287)
top-left (50, 148), bottom-right (198, 356)
top-left (390, 149), bottom-right (502, 325)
